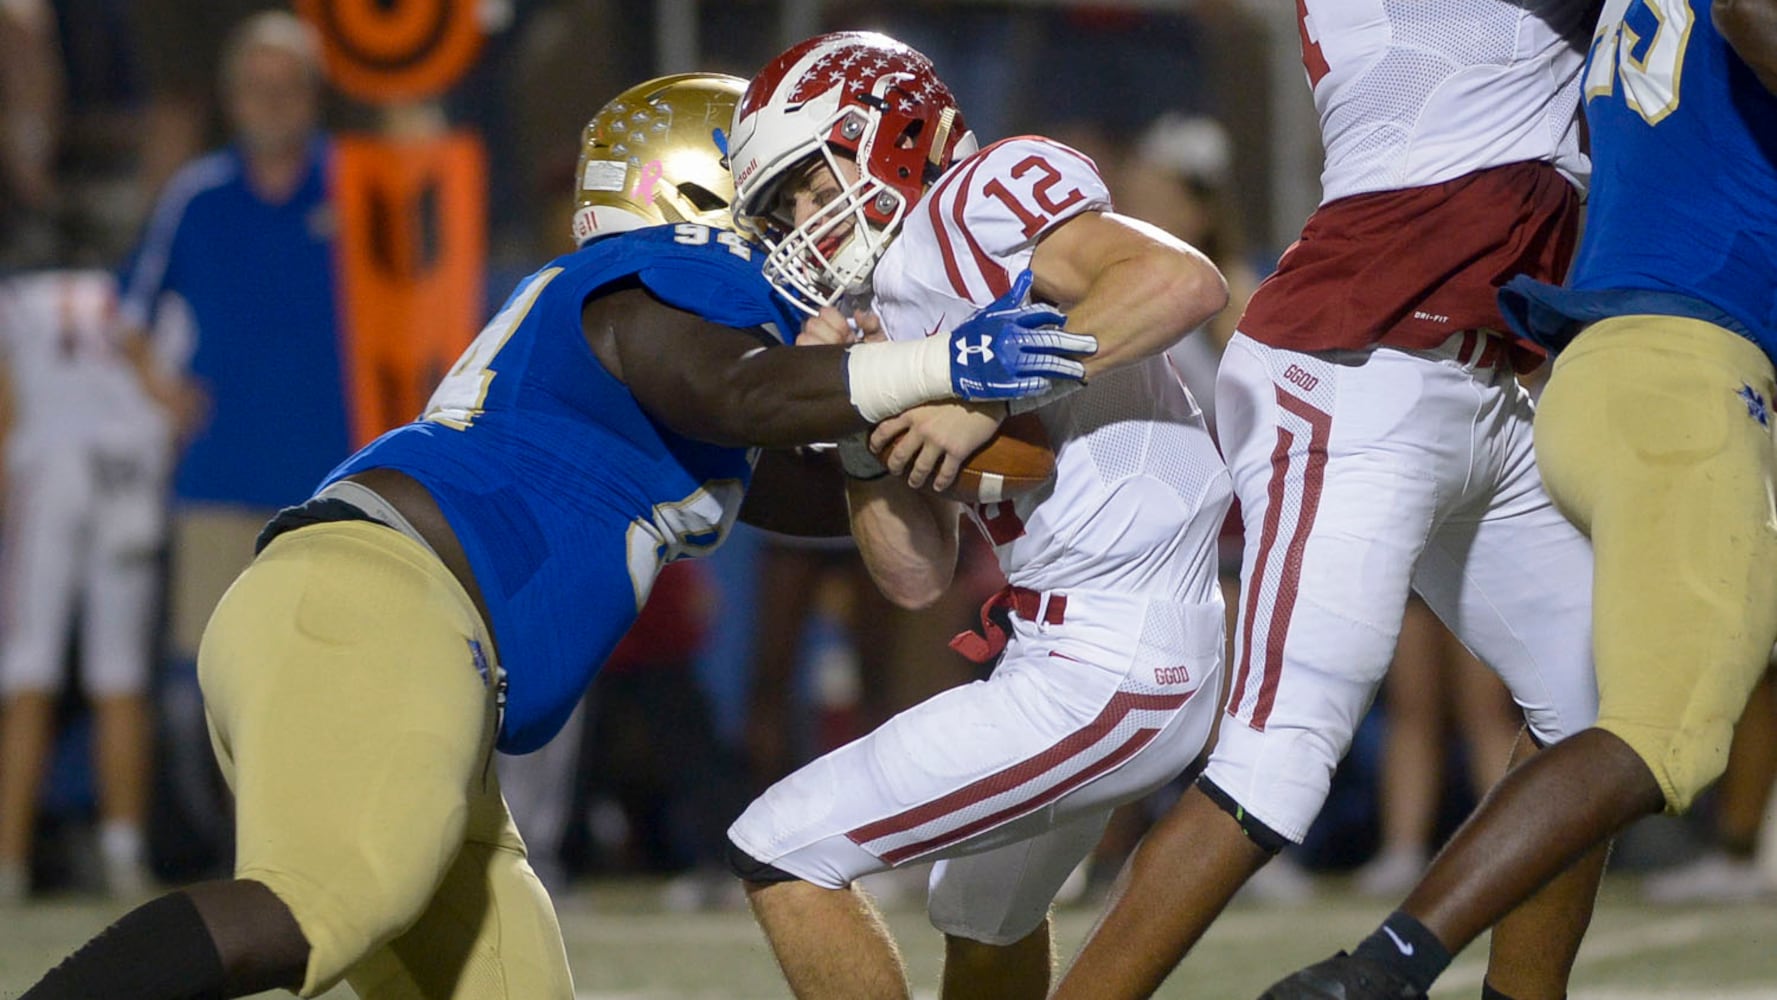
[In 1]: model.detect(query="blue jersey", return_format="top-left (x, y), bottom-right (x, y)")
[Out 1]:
top-left (1499, 0), bottom-right (1777, 361)
top-left (122, 139), bottom-right (350, 508)
top-left (328, 224), bottom-right (802, 753)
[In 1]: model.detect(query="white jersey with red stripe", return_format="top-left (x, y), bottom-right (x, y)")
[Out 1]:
top-left (1202, 331), bottom-right (1599, 844)
top-left (870, 137), bottom-right (1230, 604)
top-left (1299, 0), bottom-right (1590, 203)
top-left (726, 137), bottom-right (1232, 940)
top-left (0, 270), bottom-right (169, 699)
top-left (0, 271), bottom-right (168, 459)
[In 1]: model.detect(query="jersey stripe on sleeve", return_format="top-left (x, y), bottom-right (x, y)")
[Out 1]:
top-left (949, 154), bottom-right (1013, 300)
top-left (926, 162), bottom-right (981, 301)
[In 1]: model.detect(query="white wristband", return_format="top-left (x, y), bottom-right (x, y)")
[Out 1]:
top-left (846, 337), bottom-right (953, 422)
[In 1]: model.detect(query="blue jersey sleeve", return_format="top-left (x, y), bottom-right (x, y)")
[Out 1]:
top-left (602, 225), bottom-right (801, 343)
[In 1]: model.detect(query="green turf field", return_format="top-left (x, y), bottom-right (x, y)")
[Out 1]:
top-left (1, 877), bottom-right (1771, 998)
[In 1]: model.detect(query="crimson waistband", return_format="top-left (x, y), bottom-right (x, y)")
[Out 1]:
top-left (949, 585), bottom-right (1069, 664)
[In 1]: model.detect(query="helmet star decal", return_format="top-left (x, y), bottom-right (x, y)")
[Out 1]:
top-left (789, 48), bottom-right (932, 112)
top-left (730, 32), bottom-right (975, 315)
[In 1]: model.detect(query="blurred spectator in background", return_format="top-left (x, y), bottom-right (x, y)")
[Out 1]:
top-left (0, 0), bottom-right (63, 264)
top-left (741, 538), bottom-right (900, 791)
top-left (116, 10), bottom-right (349, 873)
top-left (740, 534), bottom-right (990, 789)
top-left (125, 0), bottom-right (281, 204)
top-left (501, 561), bottom-right (731, 896)
top-left (1642, 665), bottom-right (1777, 903)
top-left (1353, 598), bottom-right (1519, 897)
top-left (506, 0), bottom-right (632, 264)
top-left (573, 561), bottom-right (755, 910)
top-left (1123, 115), bottom-right (1258, 357)
top-left (0, 268), bottom-right (172, 903)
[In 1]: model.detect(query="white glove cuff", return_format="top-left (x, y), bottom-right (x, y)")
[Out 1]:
top-left (846, 337), bottom-right (953, 422)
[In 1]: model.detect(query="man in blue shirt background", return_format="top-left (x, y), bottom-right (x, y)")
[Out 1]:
top-left (114, 13), bottom-right (348, 878)
top-left (120, 11), bottom-right (346, 675)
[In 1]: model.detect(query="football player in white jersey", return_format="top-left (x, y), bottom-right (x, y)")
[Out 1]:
top-left (1050, 1), bottom-right (1607, 998)
top-left (723, 32), bottom-right (1234, 998)
top-left (0, 269), bottom-right (175, 902)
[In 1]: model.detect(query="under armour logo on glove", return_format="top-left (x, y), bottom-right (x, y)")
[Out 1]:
top-left (955, 335), bottom-right (997, 365)
top-left (947, 269), bottom-right (1096, 401)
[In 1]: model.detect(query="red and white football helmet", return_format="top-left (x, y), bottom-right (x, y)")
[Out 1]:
top-left (728, 31), bottom-right (977, 314)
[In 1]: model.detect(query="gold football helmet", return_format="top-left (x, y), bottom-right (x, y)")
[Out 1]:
top-left (572, 73), bottom-right (746, 244)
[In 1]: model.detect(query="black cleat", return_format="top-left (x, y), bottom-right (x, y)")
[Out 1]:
top-left (1257, 951), bottom-right (1427, 999)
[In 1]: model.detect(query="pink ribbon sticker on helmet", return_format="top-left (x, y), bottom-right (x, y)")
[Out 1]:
top-left (633, 159), bottom-right (665, 204)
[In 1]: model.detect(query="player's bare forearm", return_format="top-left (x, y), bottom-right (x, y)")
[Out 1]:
top-left (1031, 211), bottom-right (1228, 377)
top-left (699, 342), bottom-right (878, 446)
top-left (845, 476), bottom-right (960, 609)
top-left (1716, 0), bottom-right (1777, 92)
top-left (605, 289), bottom-right (1000, 449)
top-left (600, 289), bottom-right (868, 447)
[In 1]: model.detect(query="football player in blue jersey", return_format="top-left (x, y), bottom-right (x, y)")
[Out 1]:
top-left (19, 73), bottom-right (1096, 1000)
top-left (1261, 0), bottom-right (1777, 997)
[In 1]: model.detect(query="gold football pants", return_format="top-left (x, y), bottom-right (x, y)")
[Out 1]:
top-left (199, 520), bottom-right (572, 998)
top-left (1535, 314), bottom-right (1777, 812)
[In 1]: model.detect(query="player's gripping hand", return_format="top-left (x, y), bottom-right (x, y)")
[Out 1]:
top-left (947, 269), bottom-right (1096, 401)
top-left (798, 305), bottom-right (887, 347)
top-left (844, 270), bottom-right (1094, 422)
top-left (872, 400), bottom-right (1006, 492)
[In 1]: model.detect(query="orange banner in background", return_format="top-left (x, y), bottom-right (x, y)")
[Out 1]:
top-left (334, 132), bottom-right (486, 447)
top-left (297, 0), bottom-right (484, 103)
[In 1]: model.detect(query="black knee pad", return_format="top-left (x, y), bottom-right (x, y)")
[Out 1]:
top-left (1196, 775), bottom-right (1291, 855)
top-left (725, 836), bottom-right (803, 885)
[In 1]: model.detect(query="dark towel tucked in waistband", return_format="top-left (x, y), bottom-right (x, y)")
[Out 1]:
top-left (254, 496), bottom-right (386, 555)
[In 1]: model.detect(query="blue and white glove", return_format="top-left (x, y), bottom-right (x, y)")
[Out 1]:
top-left (947, 270), bottom-right (1096, 401)
top-left (843, 269), bottom-right (1097, 422)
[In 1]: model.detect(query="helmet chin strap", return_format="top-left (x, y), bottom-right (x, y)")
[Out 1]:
top-left (919, 106), bottom-right (957, 187)
top-left (928, 107), bottom-right (955, 170)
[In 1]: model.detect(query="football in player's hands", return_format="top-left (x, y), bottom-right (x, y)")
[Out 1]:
top-left (936, 411), bottom-right (1055, 504)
